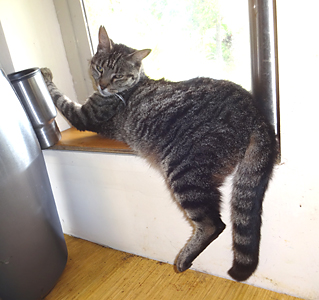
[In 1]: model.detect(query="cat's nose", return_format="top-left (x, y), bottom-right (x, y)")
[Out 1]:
top-left (99, 79), bottom-right (110, 90)
top-left (99, 83), bottom-right (108, 90)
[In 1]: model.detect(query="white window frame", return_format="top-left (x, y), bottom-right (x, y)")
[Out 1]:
top-left (53, 0), bottom-right (95, 102)
top-left (54, 0), bottom-right (280, 140)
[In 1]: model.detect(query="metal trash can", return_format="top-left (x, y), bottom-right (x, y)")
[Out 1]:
top-left (8, 68), bottom-right (61, 149)
top-left (0, 69), bottom-right (67, 300)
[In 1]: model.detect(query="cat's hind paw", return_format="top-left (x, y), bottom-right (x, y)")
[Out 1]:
top-left (40, 67), bottom-right (53, 83)
top-left (175, 255), bottom-right (193, 273)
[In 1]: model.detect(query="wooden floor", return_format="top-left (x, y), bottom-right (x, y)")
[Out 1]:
top-left (45, 236), bottom-right (303, 300)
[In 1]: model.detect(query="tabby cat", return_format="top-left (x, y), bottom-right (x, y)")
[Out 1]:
top-left (41, 26), bottom-right (277, 281)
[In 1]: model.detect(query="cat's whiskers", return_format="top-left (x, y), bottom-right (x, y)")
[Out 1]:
top-left (98, 86), bottom-right (125, 105)
top-left (115, 93), bottom-right (126, 106)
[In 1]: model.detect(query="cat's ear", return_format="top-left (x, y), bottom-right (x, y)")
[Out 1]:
top-left (127, 49), bottom-right (151, 63)
top-left (98, 26), bottom-right (114, 52)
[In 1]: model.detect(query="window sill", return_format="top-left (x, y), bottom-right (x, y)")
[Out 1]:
top-left (49, 127), bottom-right (134, 155)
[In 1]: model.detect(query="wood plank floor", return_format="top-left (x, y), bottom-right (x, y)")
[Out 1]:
top-left (45, 235), bottom-right (303, 300)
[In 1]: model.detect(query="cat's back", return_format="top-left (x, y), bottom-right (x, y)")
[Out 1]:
top-left (123, 76), bottom-right (268, 156)
top-left (134, 76), bottom-right (253, 114)
top-left (130, 76), bottom-right (259, 132)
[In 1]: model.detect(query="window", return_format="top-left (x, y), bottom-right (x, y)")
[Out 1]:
top-left (54, 0), bottom-right (279, 138)
top-left (84, 0), bottom-right (251, 90)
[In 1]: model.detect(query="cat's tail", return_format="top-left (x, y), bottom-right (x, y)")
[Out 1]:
top-left (228, 122), bottom-right (277, 281)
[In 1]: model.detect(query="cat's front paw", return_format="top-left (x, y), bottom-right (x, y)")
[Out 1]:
top-left (40, 67), bottom-right (53, 84)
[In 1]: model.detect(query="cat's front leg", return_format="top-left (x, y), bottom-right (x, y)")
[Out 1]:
top-left (41, 67), bottom-right (88, 131)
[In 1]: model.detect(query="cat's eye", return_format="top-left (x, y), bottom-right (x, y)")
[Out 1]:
top-left (113, 75), bottom-right (124, 80)
top-left (96, 66), bottom-right (103, 73)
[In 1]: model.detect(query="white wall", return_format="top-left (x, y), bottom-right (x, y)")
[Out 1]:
top-left (0, 0), bottom-right (77, 131)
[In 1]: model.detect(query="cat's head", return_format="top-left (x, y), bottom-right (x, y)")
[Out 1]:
top-left (90, 26), bottom-right (151, 97)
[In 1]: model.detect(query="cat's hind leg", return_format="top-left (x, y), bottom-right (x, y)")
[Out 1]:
top-left (175, 206), bottom-right (226, 272)
top-left (166, 165), bottom-right (226, 272)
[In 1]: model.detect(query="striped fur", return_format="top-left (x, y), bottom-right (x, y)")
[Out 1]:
top-left (41, 26), bottom-right (277, 281)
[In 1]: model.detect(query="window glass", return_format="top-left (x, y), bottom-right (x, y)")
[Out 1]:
top-left (83, 0), bottom-right (251, 90)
